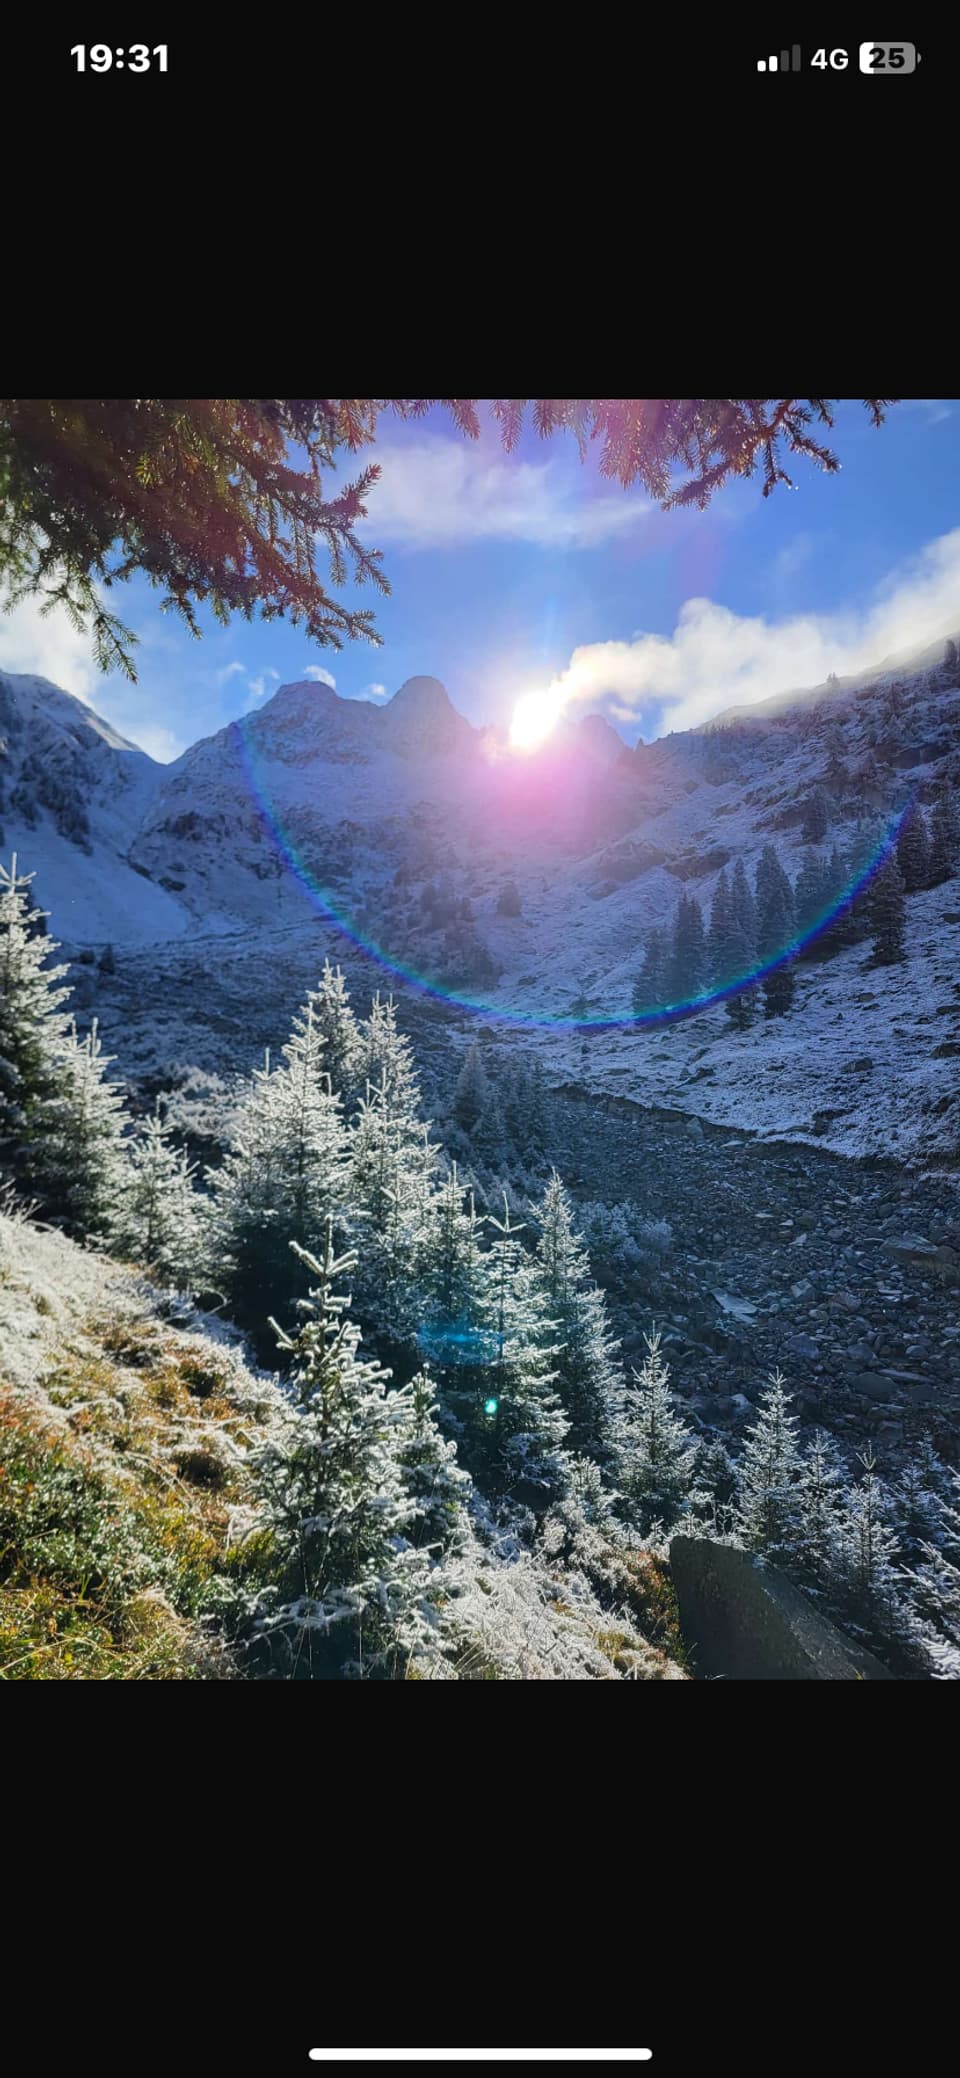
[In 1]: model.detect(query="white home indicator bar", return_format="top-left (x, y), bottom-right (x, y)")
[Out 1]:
top-left (308, 2056), bottom-right (654, 2065)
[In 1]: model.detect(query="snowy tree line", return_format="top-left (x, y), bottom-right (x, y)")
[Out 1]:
top-left (3, 849), bottom-right (958, 1679)
top-left (633, 786), bottom-right (960, 1027)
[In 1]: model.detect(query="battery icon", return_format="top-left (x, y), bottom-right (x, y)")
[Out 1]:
top-left (757, 47), bottom-right (802, 71)
top-left (859, 41), bottom-right (918, 72)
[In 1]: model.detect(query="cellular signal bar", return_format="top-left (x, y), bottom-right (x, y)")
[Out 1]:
top-left (757, 47), bottom-right (802, 71)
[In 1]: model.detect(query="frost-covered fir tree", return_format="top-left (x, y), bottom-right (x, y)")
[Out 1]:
top-left (119, 1100), bottom-right (203, 1288)
top-left (309, 958), bottom-right (361, 1102)
top-left (0, 854), bottom-right (72, 1200)
top-left (869, 852), bottom-right (906, 964)
top-left (248, 1225), bottom-right (433, 1679)
top-left (794, 852), bottom-right (830, 936)
top-left (755, 845), bottom-right (795, 962)
top-left (416, 1161), bottom-right (490, 1407)
top-left (708, 868), bottom-right (732, 987)
top-left (928, 790), bottom-right (959, 885)
top-left (801, 786), bottom-right (830, 843)
top-left (205, 1000), bottom-right (346, 1341)
top-left (396, 1368), bottom-right (472, 1555)
top-left (471, 1195), bottom-right (569, 1515)
top-left (724, 983), bottom-right (755, 1030)
top-left (617, 1330), bottom-right (698, 1536)
top-left (633, 926), bottom-right (667, 1014)
top-left (348, 1069), bottom-right (438, 1345)
top-left (666, 894), bottom-right (707, 1003)
top-left (531, 1171), bottom-right (622, 1458)
top-left (890, 1439), bottom-right (956, 1568)
top-left (729, 857), bottom-right (757, 949)
top-left (795, 1427), bottom-right (847, 1586)
top-left (895, 804), bottom-right (930, 892)
top-left (762, 957), bottom-right (796, 1019)
top-left (737, 1371), bottom-right (802, 1563)
top-left (901, 1467), bottom-right (960, 1679)
top-left (355, 993), bottom-right (420, 1114)
top-left (834, 1448), bottom-right (905, 1649)
top-left (453, 1038), bottom-right (492, 1136)
top-left (46, 1018), bottom-right (131, 1243)
top-left (500, 1058), bottom-right (545, 1161)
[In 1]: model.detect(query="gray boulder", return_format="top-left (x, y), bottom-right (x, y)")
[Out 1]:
top-left (669, 1537), bottom-right (895, 1680)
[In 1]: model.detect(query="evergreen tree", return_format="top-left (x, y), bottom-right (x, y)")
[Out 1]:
top-left (119, 1101), bottom-right (203, 1289)
top-left (944, 637), bottom-right (958, 676)
top-left (737, 1371), bottom-right (802, 1563)
top-left (206, 1001), bottom-right (346, 1339)
top-left (729, 857), bottom-right (757, 946)
top-left (724, 984), bottom-right (755, 1030)
top-left (310, 959), bottom-right (361, 1102)
top-left (46, 1018), bottom-right (131, 1243)
top-left (722, 860), bottom-right (758, 1025)
top-left (890, 1439), bottom-right (955, 1568)
top-left (900, 1467), bottom-right (960, 1677)
top-left (666, 894), bottom-right (707, 1003)
top-left (834, 1448), bottom-right (904, 1646)
top-left (692, 1433), bottom-right (737, 1533)
top-left (355, 993), bottom-right (420, 1115)
top-left (928, 791), bottom-right (959, 885)
top-left (762, 960), bottom-right (796, 1018)
top-left (249, 1226), bottom-right (433, 1679)
top-left (496, 880), bottom-right (522, 916)
top-left (755, 844), bottom-right (795, 961)
top-left (500, 1057), bottom-right (549, 1160)
top-left (453, 1039), bottom-right (493, 1136)
top-left (707, 868), bottom-right (732, 986)
top-left (473, 1196), bottom-right (569, 1514)
top-left (869, 853), bottom-right (906, 964)
top-left (349, 1070), bottom-right (439, 1346)
top-left (801, 787), bottom-right (829, 843)
top-left (794, 851), bottom-right (829, 936)
top-left (896, 804), bottom-right (931, 892)
top-left (97, 942), bottom-right (116, 977)
top-left (617, 1330), bottom-right (698, 1535)
top-left (632, 927), bottom-right (667, 1014)
top-left (396, 1369), bottom-right (472, 1554)
top-left (795, 1428), bottom-right (847, 1584)
top-left (416, 1163), bottom-right (491, 1411)
top-left (0, 854), bottom-right (72, 1200)
top-left (531, 1172), bottom-right (622, 1457)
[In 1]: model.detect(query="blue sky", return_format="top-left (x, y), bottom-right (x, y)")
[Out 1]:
top-left (1, 399), bottom-right (958, 760)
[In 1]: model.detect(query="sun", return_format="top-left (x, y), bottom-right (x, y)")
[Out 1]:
top-left (509, 687), bottom-right (563, 753)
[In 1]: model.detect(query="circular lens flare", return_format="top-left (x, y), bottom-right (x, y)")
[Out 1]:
top-left (234, 713), bottom-right (913, 1032)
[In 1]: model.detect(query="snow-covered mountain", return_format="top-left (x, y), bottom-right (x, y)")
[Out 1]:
top-left (0, 671), bottom-right (186, 944)
top-left (2, 643), bottom-right (959, 1163)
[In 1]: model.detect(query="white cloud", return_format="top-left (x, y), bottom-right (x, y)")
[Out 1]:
top-left (539, 525), bottom-right (960, 739)
top-left (303, 665), bottom-right (336, 687)
top-left (0, 590), bottom-right (98, 696)
top-left (244, 668), bottom-right (281, 707)
top-left (215, 661), bottom-right (246, 686)
top-left (358, 434), bottom-right (649, 549)
top-left (359, 681), bottom-right (387, 699)
top-left (0, 592), bottom-right (188, 759)
top-left (772, 532), bottom-right (815, 584)
top-left (901, 399), bottom-right (954, 424)
top-left (122, 721), bottom-right (186, 763)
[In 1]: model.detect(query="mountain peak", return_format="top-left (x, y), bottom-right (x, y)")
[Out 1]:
top-left (386, 675), bottom-right (454, 716)
top-left (381, 676), bottom-right (473, 754)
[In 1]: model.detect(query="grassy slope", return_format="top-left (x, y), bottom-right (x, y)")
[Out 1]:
top-left (0, 1209), bottom-right (284, 1680)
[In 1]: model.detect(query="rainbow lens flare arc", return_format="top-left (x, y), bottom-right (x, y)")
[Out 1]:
top-left (235, 715), bottom-right (913, 1033)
